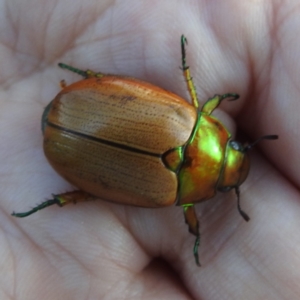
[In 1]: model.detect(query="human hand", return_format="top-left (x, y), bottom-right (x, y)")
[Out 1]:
top-left (1, 1), bottom-right (299, 299)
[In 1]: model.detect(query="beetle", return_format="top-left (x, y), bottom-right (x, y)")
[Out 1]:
top-left (12, 35), bottom-right (278, 265)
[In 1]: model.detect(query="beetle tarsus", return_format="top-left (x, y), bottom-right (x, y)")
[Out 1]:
top-left (58, 63), bottom-right (104, 79)
top-left (11, 198), bottom-right (60, 218)
top-left (193, 236), bottom-right (201, 266)
top-left (220, 93), bottom-right (240, 101)
top-left (181, 34), bottom-right (199, 109)
top-left (183, 205), bottom-right (201, 265)
top-left (235, 187), bottom-right (250, 222)
top-left (181, 35), bottom-right (188, 71)
top-left (12, 191), bottom-right (98, 218)
top-left (58, 63), bottom-right (89, 78)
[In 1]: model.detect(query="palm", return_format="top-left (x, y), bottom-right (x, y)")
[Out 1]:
top-left (1, 1), bottom-right (299, 299)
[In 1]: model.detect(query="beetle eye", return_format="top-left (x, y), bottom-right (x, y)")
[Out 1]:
top-left (229, 140), bottom-right (244, 152)
top-left (218, 186), bottom-right (233, 192)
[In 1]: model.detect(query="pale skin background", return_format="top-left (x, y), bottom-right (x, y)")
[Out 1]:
top-left (1, 0), bottom-right (300, 299)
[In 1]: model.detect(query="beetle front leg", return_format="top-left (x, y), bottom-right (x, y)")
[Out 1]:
top-left (201, 93), bottom-right (240, 115)
top-left (183, 204), bottom-right (200, 266)
top-left (12, 191), bottom-right (97, 217)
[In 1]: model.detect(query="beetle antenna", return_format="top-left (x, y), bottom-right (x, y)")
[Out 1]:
top-left (244, 135), bottom-right (278, 152)
top-left (235, 186), bottom-right (250, 222)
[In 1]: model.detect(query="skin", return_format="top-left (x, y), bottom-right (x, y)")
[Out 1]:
top-left (1, 0), bottom-right (300, 299)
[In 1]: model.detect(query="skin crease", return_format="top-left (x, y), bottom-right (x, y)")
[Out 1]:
top-left (0, 0), bottom-right (300, 299)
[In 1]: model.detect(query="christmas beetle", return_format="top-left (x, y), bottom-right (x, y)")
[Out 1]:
top-left (12, 35), bottom-right (278, 265)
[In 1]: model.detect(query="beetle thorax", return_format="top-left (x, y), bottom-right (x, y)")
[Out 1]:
top-left (217, 141), bottom-right (250, 192)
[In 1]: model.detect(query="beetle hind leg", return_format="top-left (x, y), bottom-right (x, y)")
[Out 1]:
top-left (12, 191), bottom-right (97, 218)
top-left (183, 205), bottom-right (201, 266)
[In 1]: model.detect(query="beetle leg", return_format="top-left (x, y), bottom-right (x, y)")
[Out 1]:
top-left (180, 36), bottom-right (240, 117)
top-left (12, 191), bottom-right (97, 218)
top-left (201, 93), bottom-right (240, 115)
top-left (183, 204), bottom-right (201, 266)
top-left (181, 35), bottom-right (199, 110)
top-left (235, 187), bottom-right (250, 222)
top-left (58, 63), bottom-right (104, 79)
